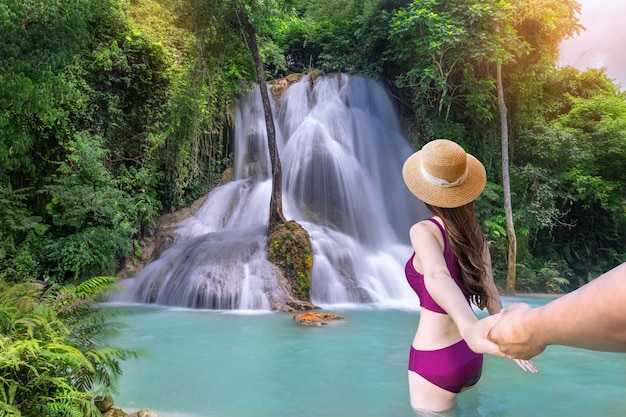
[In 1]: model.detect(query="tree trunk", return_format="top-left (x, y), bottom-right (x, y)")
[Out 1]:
top-left (497, 62), bottom-right (517, 295)
top-left (239, 10), bottom-right (286, 233)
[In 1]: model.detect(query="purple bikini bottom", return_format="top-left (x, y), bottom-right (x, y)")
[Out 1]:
top-left (408, 339), bottom-right (483, 393)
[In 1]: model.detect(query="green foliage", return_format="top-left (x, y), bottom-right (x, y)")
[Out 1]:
top-left (87, 32), bottom-right (170, 163)
top-left (388, 0), bottom-right (521, 130)
top-left (0, 0), bottom-right (119, 189)
top-left (503, 0), bottom-right (583, 137)
top-left (1, 0), bottom-right (233, 285)
top-left (509, 0), bottom-right (582, 62)
top-left (515, 260), bottom-right (571, 293)
top-left (511, 91), bottom-right (626, 284)
top-left (550, 95), bottom-right (626, 277)
top-left (134, 0), bottom-right (247, 208)
top-left (476, 168), bottom-right (576, 292)
top-left (274, 0), bottom-right (403, 77)
top-left (540, 67), bottom-right (619, 119)
top-left (558, 95), bottom-right (626, 181)
top-left (0, 186), bottom-right (47, 262)
top-left (0, 186), bottom-right (48, 284)
top-left (0, 277), bottom-right (137, 416)
top-left (384, 0), bottom-right (621, 288)
top-left (386, 0), bottom-right (582, 147)
top-left (1, 0), bottom-right (624, 294)
top-left (38, 133), bottom-right (161, 284)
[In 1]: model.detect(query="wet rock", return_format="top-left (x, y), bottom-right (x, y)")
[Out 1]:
top-left (116, 194), bottom-right (209, 278)
top-left (132, 408), bottom-right (162, 417)
top-left (104, 408), bottom-right (162, 417)
top-left (102, 409), bottom-right (128, 417)
top-left (95, 396), bottom-right (114, 413)
top-left (293, 311), bottom-right (346, 326)
top-left (268, 220), bottom-right (313, 303)
top-left (269, 73), bottom-right (305, 102)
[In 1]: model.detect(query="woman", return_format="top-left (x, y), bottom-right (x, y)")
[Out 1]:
top-left (401, 139), bottom-right (536, 413)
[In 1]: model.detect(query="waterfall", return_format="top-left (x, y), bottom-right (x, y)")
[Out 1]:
top-left (112, 74), bottom-right (428, 310)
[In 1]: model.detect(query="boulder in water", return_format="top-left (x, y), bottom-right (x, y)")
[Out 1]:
top-left (293, 311), bottom-right (346, 326)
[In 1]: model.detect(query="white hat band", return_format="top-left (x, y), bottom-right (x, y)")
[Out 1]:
top-left (421, 162), bottom-right (468, 188)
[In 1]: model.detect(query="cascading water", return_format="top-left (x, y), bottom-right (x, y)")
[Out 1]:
top-left (112, 74), bottom-right (428, 310)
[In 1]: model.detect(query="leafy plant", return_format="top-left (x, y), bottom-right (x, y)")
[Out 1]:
top-left (0, 276), bottom-right (136, 416)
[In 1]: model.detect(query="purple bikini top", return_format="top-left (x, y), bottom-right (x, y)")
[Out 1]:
top-left (405, 218), bottom-right (471, 313)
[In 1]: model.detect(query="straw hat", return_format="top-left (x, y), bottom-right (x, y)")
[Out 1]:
top-left (402, 139), bottom-right (486, 208)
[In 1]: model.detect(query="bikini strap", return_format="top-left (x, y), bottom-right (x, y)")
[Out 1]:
top-left (426, 217), bottom-right (448, 251)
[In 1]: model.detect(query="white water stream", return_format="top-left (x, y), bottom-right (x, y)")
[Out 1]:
top-left (112, 74), bottom-right (427, 309)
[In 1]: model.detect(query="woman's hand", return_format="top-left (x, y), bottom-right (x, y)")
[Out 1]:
top-left (468, 312), bottom-right (538, 372)
top-left (462, 314), bottom-right (508, 358)
top-left (513, 358), bottom-right (538, 373)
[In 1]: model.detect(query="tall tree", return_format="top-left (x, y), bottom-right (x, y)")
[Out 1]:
top-left (237, 7), bottom-right (286, 232)
top-left (237, 2), bottom-right (313, 305)
top-left (490, 11), bottom-right (521, 294)
top-left (496, 0), bottom-right (581, 291)
top-left (497, 61), bottom-right (517, 294)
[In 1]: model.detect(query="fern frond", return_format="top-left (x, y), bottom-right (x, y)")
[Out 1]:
top-left (74, 276), bottom-right (117, 299)
top-left (0, 400), bottom-right (21, 416)
top-left (0, 278), bottom-right (138, 414)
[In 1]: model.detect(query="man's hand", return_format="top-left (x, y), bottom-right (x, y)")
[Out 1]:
top-left (487, 303), bottom-right (546, 360)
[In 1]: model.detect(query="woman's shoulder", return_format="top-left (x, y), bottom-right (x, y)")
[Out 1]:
top-left (410, 219), bottom-right (430, 234)
top-left (411, 217), bottom-right (442, 231)
top-left (410, 218), bottom-right (444, 242)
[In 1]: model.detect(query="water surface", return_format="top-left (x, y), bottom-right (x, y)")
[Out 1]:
top-left (110, 296), bottom-right (626, 417)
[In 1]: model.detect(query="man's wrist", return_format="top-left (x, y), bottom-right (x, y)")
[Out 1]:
top-left (525, 305), bottom-right (548, 350)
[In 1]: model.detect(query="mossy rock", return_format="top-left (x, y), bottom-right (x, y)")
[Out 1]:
top-left (267, 220), bottom-right (313, 302)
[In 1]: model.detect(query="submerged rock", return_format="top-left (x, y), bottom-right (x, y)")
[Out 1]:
top-left (293, 311), bottom-right (346, 326)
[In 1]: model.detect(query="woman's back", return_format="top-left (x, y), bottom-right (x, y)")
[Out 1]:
top-left (406, 217), bottom-right (468, 349)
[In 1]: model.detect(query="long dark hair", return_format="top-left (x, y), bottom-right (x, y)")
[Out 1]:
top-left (425, 203), bottom-right (490, 309)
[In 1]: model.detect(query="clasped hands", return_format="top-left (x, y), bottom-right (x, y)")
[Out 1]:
top-left (466, 303), bottom-right (540, 373)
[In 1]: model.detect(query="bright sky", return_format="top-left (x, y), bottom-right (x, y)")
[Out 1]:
top-left (559, 0), bottom-right (626, 89)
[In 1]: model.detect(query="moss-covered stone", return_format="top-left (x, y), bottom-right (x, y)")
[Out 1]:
top-left (267, 220), bottom-right (313, 302)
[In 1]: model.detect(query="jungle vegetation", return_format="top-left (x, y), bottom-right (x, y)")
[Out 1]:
top-left (2, 0), bottom-right (625, 293)
top-left (1, 0), bottom-right (625, 412)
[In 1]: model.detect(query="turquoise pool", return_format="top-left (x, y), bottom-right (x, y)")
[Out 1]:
top-left (109, 296), bottom-right (626, 417)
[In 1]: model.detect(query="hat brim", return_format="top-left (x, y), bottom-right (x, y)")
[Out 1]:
top-left (402, 151), bottom-right (486, 208)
